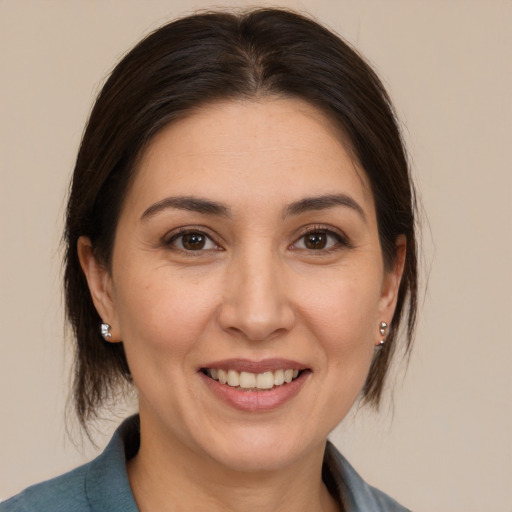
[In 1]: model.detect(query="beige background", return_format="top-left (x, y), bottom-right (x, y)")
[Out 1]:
top-left (1, 1), bottom-right (511, 510)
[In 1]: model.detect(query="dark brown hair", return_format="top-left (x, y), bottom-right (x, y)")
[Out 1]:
top-left (64, 8), bottom-right (418, 428)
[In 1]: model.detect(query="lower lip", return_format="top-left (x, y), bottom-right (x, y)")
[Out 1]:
top-left (199, 371), bottom-right (310, 412)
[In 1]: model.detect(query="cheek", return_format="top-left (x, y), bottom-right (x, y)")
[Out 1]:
top-left (295, 272), bottom-right (380, 373)
top-left (112, 270), bottom-right (223, 411)
top-left (300, 274), bottom-right (381, 337)
top-left (113, 268), bottom-right (220, 360)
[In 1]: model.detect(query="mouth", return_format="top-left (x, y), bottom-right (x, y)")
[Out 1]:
top-left (201, 368), bottom-right (303, 391)
top-left (199, 359), bottom-right (310, 411)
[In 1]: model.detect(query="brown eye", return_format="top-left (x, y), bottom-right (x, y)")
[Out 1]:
top-left (168, 230), bottom-right (217, 251)
top-left (182, 233), bottom-right (206, 250)
top-left (293, 228), bottom-right (346, 251)
top-left (304, 232), bottom-right (328, 250)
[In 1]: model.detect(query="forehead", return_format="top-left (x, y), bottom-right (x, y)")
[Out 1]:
top-left (126, 98), bottom-right (373, 216)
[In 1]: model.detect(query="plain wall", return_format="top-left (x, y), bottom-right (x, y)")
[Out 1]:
top-left (1, 1), bottom-right (511, 511)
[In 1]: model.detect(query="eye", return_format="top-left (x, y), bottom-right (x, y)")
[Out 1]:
top-left (293, 228), bottom-right (347, 251)
top-left (167, 230), bottom-right (218, 251)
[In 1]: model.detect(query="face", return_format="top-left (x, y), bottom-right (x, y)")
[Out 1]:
top-left (80, 98), bottom-right (403, 473)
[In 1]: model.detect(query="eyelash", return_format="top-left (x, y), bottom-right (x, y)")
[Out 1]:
top-left (163, 225), bottom-right (351, 254)
top-left (291, 225), bottom-right (352, 253)
top-left (164, 227), bottom-right (221, 253)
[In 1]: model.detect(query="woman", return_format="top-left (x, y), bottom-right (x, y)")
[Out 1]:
top-left (1, 8), bottom-right (417, 512)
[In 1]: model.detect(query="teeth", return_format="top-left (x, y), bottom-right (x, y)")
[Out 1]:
top-left (218, 369), bottom-right (227, 384)
top-left (227, 369), bottom-right (239, 387)
top-left (239, 371), bottom-right (256, 389)
top-left (274, 369), bottom-right (285, 386)
top-left (256, 372), bottom-right (274, 389)
top-left (206, 368), bottom-right (302, 390)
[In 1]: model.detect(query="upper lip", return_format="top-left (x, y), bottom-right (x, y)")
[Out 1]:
top-left (200, 358), bottom-right (308, 373)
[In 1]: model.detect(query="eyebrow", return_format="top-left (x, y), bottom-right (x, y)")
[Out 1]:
top-left (141, 196), bottom-right (231, 220)
top-left (283, 194), bottom-right (366, 222)
top-left (140, 193), bottom-right (366, 222)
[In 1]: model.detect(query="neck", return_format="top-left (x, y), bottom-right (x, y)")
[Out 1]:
top-left (127, 416), bottom-right (340, 512)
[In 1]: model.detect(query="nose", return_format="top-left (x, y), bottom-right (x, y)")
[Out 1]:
top-left (218, 247), bottom-right (295, 342)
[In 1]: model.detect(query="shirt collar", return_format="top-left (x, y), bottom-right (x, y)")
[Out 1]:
top-left (84, 416), bottom-right (140, 512)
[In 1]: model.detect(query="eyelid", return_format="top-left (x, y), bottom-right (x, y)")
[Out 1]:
top-left (291, 224), bottom-right (352, 251)
top-left (163, 226), bottom-right (223, 251)
top-left (161, 224), bottom-right (351, 252)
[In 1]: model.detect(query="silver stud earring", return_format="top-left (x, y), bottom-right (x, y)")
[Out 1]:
top-left (378, 321), bottom-right (388, 346)
top-left (100, 322), bottom-right (112, 341)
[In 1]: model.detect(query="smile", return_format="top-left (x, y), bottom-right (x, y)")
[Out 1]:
top-left (199, 359), bottom-right (310, 411)
top-left (204, 368), bottom-right (301, 391)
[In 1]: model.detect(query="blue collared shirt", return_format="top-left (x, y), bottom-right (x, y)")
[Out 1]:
top-left (1, 416), bottom-right (411, 511)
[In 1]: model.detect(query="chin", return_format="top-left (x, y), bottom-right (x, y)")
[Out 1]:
top-left (199, 425), bottom-right (322, 473)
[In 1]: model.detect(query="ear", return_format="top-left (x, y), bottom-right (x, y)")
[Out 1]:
top-left (77, 236), bottom-right (121, 342)
top-left (378, 234), bottom-right (407, 325)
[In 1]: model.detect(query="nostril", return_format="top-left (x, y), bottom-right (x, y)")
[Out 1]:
top-left (218, 306), bottom-right (295, 343)
top-left (217, 273), bottom-right (295, 341)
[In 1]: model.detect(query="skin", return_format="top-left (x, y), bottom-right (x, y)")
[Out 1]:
top-left (78, 97), bottom-right (405, 512)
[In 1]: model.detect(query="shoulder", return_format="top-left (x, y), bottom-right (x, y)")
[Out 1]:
top-left (324, 441), bottom-right (412, 512)
top-left (0, 464), bottom-right (91, 512)
top-left (1, 416), bottom-right (140, 512)
top-left (362, 484), bottom-right (412, 512)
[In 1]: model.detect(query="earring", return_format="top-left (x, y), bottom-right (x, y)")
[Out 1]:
top-left (100, 322), bottom-right (112, 341)
top-left (378, 321), bottom-right (388, 347)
